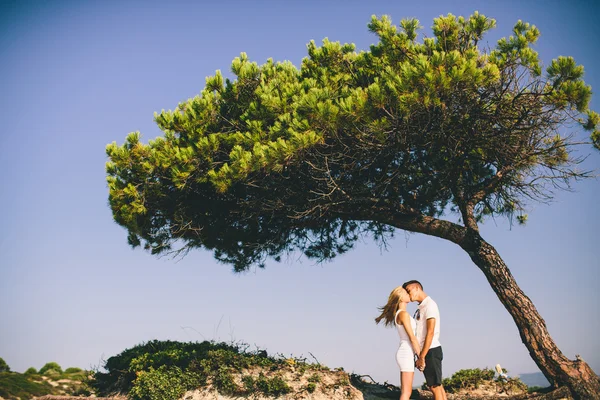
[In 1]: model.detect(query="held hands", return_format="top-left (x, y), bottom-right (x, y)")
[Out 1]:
top-left (415, 356), bottom-right (426, 371)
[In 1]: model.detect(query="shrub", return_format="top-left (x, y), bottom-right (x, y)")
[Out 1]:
top-left (338, 374), bottom-right (350, 386)
top-left (0, 372), bottom-right (53, 398)
top-left (213, 366), bottom-right (238, 395)
top-left (306, 382), bottom-right (317, 393)
top-left (91, 340), bottom-right (313, 397)
top-left (440, 368), bottom-right (495, 392)
top-left (0, 358), bottom-right (9, 373)
top-left (268, 375), bottom-right (292, 396)
top-left (93, 340), bottom-right (235, 395)
top-left (241, 373), bottom-right (292, 396)
top-left (72, 384), bottom-right (93, 397)
top-left (24, 367), bottom-right (38, 375)
top-left (498, 376), bottom-right (528, 394)
top-left (129, 366), bottom-right (188, 400)
top-left (255, 373), bottom-right (291, 396)
top-left (428, 367), bottom-right (527, 394)
top-left (65, 367), bottom-right (83, 373)
top-left (43, 369), bottom-right (62, 377)
top-left (39, 362), bottom-right (63, 375)
top-left (242, 375), bottom-right (256, 392)
top-left (128, 365), bottom-right (204, 400)
top-left (198, 349), bottom-right (248, 373)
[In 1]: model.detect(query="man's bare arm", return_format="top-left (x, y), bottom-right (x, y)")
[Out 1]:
top-left (419, 318), bottom-right (436, 360)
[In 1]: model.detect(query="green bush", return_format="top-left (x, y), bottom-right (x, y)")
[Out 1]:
top-left (0, 372), bottom-right (53, 398)
top-left (338, 374), bottom-right (350, 386)
top-left (92, 340), bottom-right (326, 398)
top-left (427, 367), bottom-right (527, 394)
top-left (24, 367), bottom-right (38, 375)
top-left (197, 349), bottom-right (249, 373)
top-left (63, 368), bottom-right (88, 382)
top-left (242, 375), bottom-right (256, 392)
top-left (241, 373), bottom-right (293, 396)
top-left (72, 384), bottom-right (93, 396)
top-left (255, 373), bottom-right (291, 396)
top-left (43, 369), bottom-right (62, 377)
top-left (93, 340), bottom-right (282, 395)
top-left (497, 376), bottom-right (528, 394)
top-left (213, 366), bottom-right (239, 395)
top-left (39, 362), bottom-right (63, 375)
top-left (0, 358), bottom-right (9, 373)
top-left (129, 365), bottom-right (207, 400)
top-left (93, 340), bottom-right (246, 395)
top-left (129, 366), bottom-right (187, 400)
top-left (438, 368), bottom-right (495, 392)
top-left (306, 382), bottom-right (317, 393)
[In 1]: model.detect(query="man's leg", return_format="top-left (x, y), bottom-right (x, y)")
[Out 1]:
top-left (430, 384), bottom-right (447, 400)
top-left (423, 347), bottom-right (446, 400)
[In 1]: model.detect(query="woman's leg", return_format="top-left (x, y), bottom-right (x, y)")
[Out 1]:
top-left (400, 371), bottom-right (414, 400)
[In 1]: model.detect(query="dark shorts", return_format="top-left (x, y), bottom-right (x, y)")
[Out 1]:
top-left (424, 346), bottom-right (443, 387)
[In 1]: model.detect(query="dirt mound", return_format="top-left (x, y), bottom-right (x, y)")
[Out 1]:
top-left (33, 397), bottom-right (125, 400)
top-left (29, 386), bottom-right (571, 400)
top-left (181, 366), bottom-right (363, 400)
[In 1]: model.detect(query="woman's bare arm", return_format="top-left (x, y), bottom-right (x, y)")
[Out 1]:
top-left (399, 311), bottom-right (421, 356)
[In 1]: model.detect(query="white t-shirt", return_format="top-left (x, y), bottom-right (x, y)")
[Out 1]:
top-left (415, 296), bottom-right (441, 349)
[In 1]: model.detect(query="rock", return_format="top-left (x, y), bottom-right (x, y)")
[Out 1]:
top-left (528, 386), bottom-right (572, 400)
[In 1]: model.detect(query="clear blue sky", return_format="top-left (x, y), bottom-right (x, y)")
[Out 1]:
top-left (1, 0), bottom-right (598, 387)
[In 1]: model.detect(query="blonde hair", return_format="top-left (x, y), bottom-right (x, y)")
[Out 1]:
top-left (375, 286), bottom-right (409, 327)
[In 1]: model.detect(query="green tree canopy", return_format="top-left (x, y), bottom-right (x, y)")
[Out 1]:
top-left (106, 13), bottom-right (600, 398)
top-left (107, 13), bottom-right (597, 271)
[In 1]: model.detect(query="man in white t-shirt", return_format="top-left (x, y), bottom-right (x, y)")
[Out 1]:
top-left (403, 280), bottom-right (447, 400)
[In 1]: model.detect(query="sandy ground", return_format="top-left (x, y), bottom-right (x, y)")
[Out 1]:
top-left (181, 388), bottom-right (363, 400)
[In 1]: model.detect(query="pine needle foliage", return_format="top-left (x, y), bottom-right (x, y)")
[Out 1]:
top-left (106, 12), bottom-right (598, 271)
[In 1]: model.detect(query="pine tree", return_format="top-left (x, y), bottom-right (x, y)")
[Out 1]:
top-left (106, 13), bottom-right (600, 399)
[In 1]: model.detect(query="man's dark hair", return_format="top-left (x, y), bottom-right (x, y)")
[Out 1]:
top-left (402, 280), bottom-right (423, 290)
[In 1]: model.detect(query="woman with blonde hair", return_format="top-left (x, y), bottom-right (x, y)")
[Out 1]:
top-left (375, 286), bottom-right (421, 400)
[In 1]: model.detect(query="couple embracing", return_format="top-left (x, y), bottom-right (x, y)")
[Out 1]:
top-left (375, 280), bottom-right (447, 400)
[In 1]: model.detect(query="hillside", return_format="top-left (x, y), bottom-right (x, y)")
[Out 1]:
top-left (87, 340), bottom-right (565, 400)
top-left (90, 340), bottom-right (381, 400)
top-left (0, 341), bottom-right (571, 399)
top-left (0, 368), bottom-right (91, 400)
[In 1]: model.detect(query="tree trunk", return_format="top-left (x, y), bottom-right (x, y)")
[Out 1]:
top-left (459, 228), bottom-right (600, 400)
